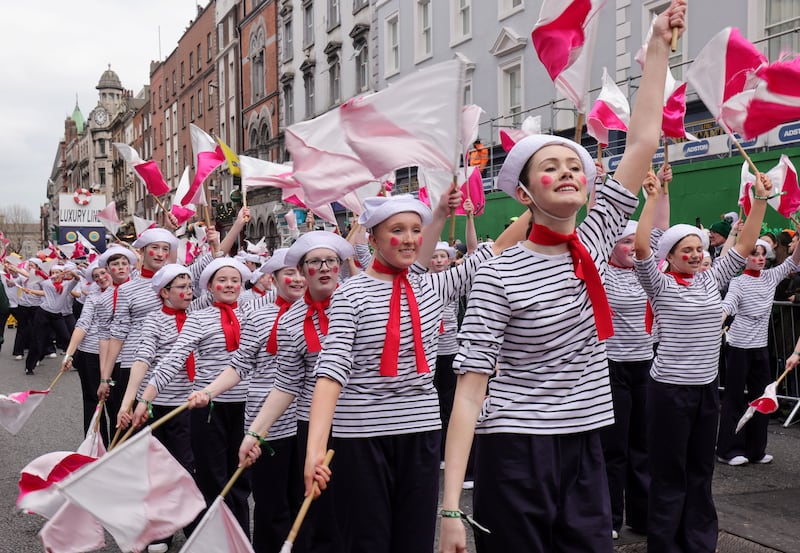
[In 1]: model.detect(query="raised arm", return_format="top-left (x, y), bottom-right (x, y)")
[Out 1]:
top-left (734, 173), bottom-right (771, 258)
top-left (634, 172), bottom-right (663, 259)
top-left (654, 164), bottom-right (672, 230)
top-left (420, 187), bottom-right (463, 263)
top-left (613, 0), bottom-right (686, 196)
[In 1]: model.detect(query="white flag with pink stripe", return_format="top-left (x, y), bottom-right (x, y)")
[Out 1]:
top-left (586, 67), bottom-right (630, 145)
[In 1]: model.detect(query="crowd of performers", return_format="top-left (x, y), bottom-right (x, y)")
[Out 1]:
top-left (2, 2), bottom-right (797, 552)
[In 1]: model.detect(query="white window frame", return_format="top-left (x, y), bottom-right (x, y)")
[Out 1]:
top-left (498, 0), bottom-right (524, 22)
top-left (303, 1), bottom-right (314, 48)
top-left (763, 0), bottom-right (800, 60)
top-left (304, 72), bottom-right (315, 118)
top-left (498, 58), bottom-right (523, 127)
top-left (384, 12), bottom-right (400, 77)
top-left (414, 0), bottom-right (433, 64)
top-left (463, 79), bottom-right (473, 106)
top-left (356, 42), bottom-right (369, 92)
top-left (642, 0), bottom-right (687, 79)
top-left (284, 82), bottom-right (294, 125)
top-left (327, 0), bottom-right (340, 30)
top-left (283, 17), bottom-right (294, 62)
top-left (329, 58), bottom-right (341, 106)
top-left (450, 0), bottom-right (472, 47)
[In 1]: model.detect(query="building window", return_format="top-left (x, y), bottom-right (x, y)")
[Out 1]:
top-left (284, 83), bottom-right (294, 125)
top-left (190, 95), bottom-right (195, 121)
top-left (498, 0), bottom-right (524, 20)
top-left (208, 81), bottom-right (215, 108)
top-left (158, 85), bottom-right (163, 108)
top-left (283, 17), bottom-right (294, 61)
top-left (766, 0), bottom-right (800, 59)
top-left (356, 41), bottom-right (369, 91)
top-left (207, 32), bottom-right (213, 61)
top-left (99, 167), bottom-right (106, 186)
top-left (198, 89), bottom-right (204, 115)
top-left (197, 45), bottom-right (201, 70)
top-left (303, 1), bottom-right (314, 48)
top-left (253, 50), bottom-right (265, 98)
top-left (180, 62), bottom-right (185, 87)
top-left (329, 58), bottom-right (341, 106)
top-left (189, 53), bottom-right (194, 78)
top-left (452, 0), bottom-right (471, 43)
top-left (182, 145), bottom-right (187, 172)
top-left (181, 103), bottom-right (187, 128)
top-left (304, 72), bottom-right (315, 117)
top-left (464, 80), bottom-right (473, 105)
top-left (172, 71), bottom-right (177, 95)
top-left (250, 127), bottom-right (259, 150)
top-left (328, 0), bottom-right (340, 30)
top-left (415, 0), bottom-right (432, 62)
top-left (501, 61), bottom-right (523, 126)
top-left (99, 139), bottom-right (106, 155)
top-left (353, 0), bottom-right (368, 12)
top-left (385, 13), bottom-right (400, 76)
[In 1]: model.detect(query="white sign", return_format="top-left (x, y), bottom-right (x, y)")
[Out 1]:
top-left (58, 193), bottom-right (107, 227)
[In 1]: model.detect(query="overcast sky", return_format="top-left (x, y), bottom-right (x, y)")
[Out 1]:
top-left (0, 1), bottom-right (211, 221)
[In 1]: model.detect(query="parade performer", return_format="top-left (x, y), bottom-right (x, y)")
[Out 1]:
top-left (238, 265), bottom-right (276, 305)
top-left (3, 258), bottom-right (42, 360)
top-left (634, 178), bottom-right (771, 551)
top-left (601, 167), bottom-right (670, 539)
top-left (138, 257), bottom-right (254, 534)
top-left (439, 3), bottom-right (687, 551)
top-left (300, 193), bottom-right (528, 553)
top-left (188, 248), bottom-right (307, 553)
top-left (717, 238), bottom-right (800, 466)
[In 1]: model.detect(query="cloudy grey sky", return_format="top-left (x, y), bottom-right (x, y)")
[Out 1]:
top-left (0, 1), bottom-right (211, 221)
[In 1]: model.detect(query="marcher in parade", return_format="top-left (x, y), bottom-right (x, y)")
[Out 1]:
top-left (438, 2), bottom-right (687, 551)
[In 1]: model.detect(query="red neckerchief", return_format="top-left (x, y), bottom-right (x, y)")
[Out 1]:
top-left (645, 272), bottom-right (694, 334)
top-left (303, 290), bottom-right (330, 353)
top-left (528, 224), bottom-right (614, 341)
top-left (112, 278), bottom-right (130, 312)
top-left (371, 257), bottom-right (429, 377)
top-left (266, 296), bottom-right (292, 354)
top-left (162, 305), bottom-right (195, 381)
top-left (140, 267), bottom-right (156, 278)
top-left (213, 301), bottom-right (240, 351)
top-left (743, 269), bottom-right (761, 277)
top-left (439, 320), bottom-right (445, 334)
top-left (52, 280), bottom-right (64, 294)
top-left (252, 286), bottom-right (267, 297)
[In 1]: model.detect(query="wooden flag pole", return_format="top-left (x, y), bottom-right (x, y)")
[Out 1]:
top-left (47, 370), bottom-right (66, 391)
top-left (220, 465), bottom-right (247, 499)
top-left (574, 113), bottom-right (585, 143)
top-left (280, 450), bottom-right (335, 553)
top-left (93, 402), bottom-right (105, 434)
top-left (149, 401), bottom-right (191, 432)
top-left (108, 399), bottom-right (136, 451)
top-left (671, 27), bottom-right (679, 52)
top-left (661, 135), bottom-right (671, 195)
top-left (448, 177), bottom-right (458, 246)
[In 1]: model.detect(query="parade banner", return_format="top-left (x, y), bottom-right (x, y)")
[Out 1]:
top-left (58, 193), bottom-right (105, 227)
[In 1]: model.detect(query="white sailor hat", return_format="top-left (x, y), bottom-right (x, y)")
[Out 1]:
top-left (496, 134), bottom-right (596, 199)
top-left (62, 262), bottom-right (78, 273)
top-left (433, 241), bottom-right (456, 260)
top-left (132, 228), bottom-right (179, 250)
top-left (82, 261), bottom-right (101, 281)
top-left (151, 263), bottom-right (192, 293)
top-left (358, 194), bottom-right (432, 229)
top-left (198, 257), bottom-right (252, 291)
top-left (284, 231), bottom-right (355, 267)
top-left (98, 245), bottom-right (138, 268)
top-left (260, 248), bottom-right (291, 275)
top-left (755, 238), bottom-right (773, 258)
top-left (616, 220), bottom-right (638, 241)
top-left (656, 224), bottom-right (710, 261)
top-left (243, 253), bottom-right (263, 265)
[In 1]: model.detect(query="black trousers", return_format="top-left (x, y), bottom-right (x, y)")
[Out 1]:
top-left (600, 358), bottom-right (651, 532)
top-left (104, 364), bottom-right (130, 447)
top-left (251, 434), bottom-right (303, 553)
top-left (73, 350), bottom-right (104, 441)
top-left (26, 308), bottom-right (71, 372)
top-left (331, 430), bottom-right (440, 553)
top-left (434, 353), bottom-right (457, 460)
top-left (647, 378), bottom-right (718, 553)
top-left (190, 402), bottom-right (251, 536)
top-left (717, 345), bottom-right (770, 462)
top-left (473, 432), bottom-right (613, 553)
top-left (11, 305), bottom-right (34, 356)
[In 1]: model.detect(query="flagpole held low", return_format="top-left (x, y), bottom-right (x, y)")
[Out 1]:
top-left (149, 401), bottom-right (191, 433)
top-left (108, 399), bottom-right (136, 451)
top-left (280, 449), bottom-right (335, 553)
top-left (47, 370), bottom-right (66, 392)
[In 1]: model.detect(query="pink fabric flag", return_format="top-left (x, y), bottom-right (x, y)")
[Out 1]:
top-left (39, 500), bottom-right (106, 553)
top-left (531, 0), bottom-right (604, 112)
top-left (114, 143), bottom-right (170, 196)
top-left (281, 186), bottom-right (337, 225)
top-left (96, 201), bottom-right (122, 234)
top-left (736, 382), bottom-right (779, 433)
top-left (740, 155), bottom-right (800, 217)
top-left (171, 204), bottom-right (196, 226)
top-left (461, 104), bottom-right (485, 163)
top-left (178, 496), bottom-right (254, 553)
top-left (286, 108), bottom-right (376, 205)
top-left (58, 427), bottom-right (206, 553)
top-left (686, 27), bottom-right (766, 121)
top-left (0, 389), bottom-right (48, 435)
top-left (455, 165), bottom-right (486, 216)
top-left (239, 155), bottom-right (296, 191)
top-left (17, 451), bottom-right (97, 518)
top-left (720, 81), bottom-right (800, 140)
top-left (499, 116), bottom-right (542, 153)
top-left (340, 59), bottom-right (464, 178)
top-left (662, 82), bottom-right (692, 139)
top-left (182, 124), bottom-right (225, 206)
top-left (586, 67), bottom-right (630, 145)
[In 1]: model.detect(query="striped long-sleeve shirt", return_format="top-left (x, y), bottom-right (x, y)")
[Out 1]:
top-left (74, 290), bottom-right (106, 354)
top-left (722, 258), bottom-right (797, 349)
top-left (109, 277), bottom-right (163, 367)
top-left (455, 178), bottom-right (638, 436)
top-left (40, 278), bottom-right (77, 315)
top-left (134, 311), bottom-right (193, 405)
top-left (231, 303), bottom-right (297, 438)
top-left (635, 248), bottom-right (746, 385)
top-left (314, 246), bottom-right (494, 438)
top-left (149, 302), bottom-right (253, 402)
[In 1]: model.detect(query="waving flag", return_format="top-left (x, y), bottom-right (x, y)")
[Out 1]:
top-left (96, 202), bottom-right (122, 235)
top-left (736, 382), bottom-right (779, 433)
top-left (662, 81), bottom-right (694, 139)
top-left (531, 0), bottom-right (604, 112)
top-left (686, 27), bottom-right (766, 121)
top-left (500, 116), bottom-right (542, 153)
top-left (286, 108), bottom-right (376, 205)
top-left (216, 135), bottom-right (241, 177)
top-left (340, 59), bottom-right (465, 177)
top-left (280, 185), bottom-right (338, 225)
top-left (171, 204), bottom-right (196, 226)
top-left (17, 451), bottom-right (97, 517)
top-left (113, 143), bottom-right (170, 196)
top-left (456, 165), bottom-right (486, 216)
top-left (39, 500), bottom-right (106, 553)
top-left (586, 67), bottom-right (630, 145)
top-left (178, 496), bottom-right (254, 553)
top-left (740, 155), bottom-right (800, 217)
top-left (461, 104), bottom-right (485, 162)
top-left (58, 427), bottom-right (205, 553)
top-left (720, 81), bottom-right (800, 140)
top-left (182, 124), bottom-right (225, 206)
top-left (239, 155), bottom-right (296, 191)
top-left (133, 215), bottom-right (157, 237)
top-left (0, 389), bottom-right (48, 435)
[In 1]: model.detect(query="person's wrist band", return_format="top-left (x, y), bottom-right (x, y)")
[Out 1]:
top-left (754, 192), bottom-right (785, 200)
top-left (440, 509), bottom-right (463, 518)
top-left (245, 430), bottom-right (275, 456)
top-left (438, 509), bottom-right (491, 534)
top-left (214, 251), bottom-right (225, 258)
top-left (140, 399), bottom-right (154, 418)
top-left (794, 351), bottom-right (800, 356)
top-left (100, 379), bottom-right (116, 386)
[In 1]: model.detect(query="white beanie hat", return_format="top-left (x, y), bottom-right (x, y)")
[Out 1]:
top-left (656, 224), bottom-right (710, 261)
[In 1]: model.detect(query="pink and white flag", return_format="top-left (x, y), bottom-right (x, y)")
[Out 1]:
top-left (461, 104), bottom-right (485, 163)
top-left (736, 382), bottom-right (779, 433)
top-left (0, 389), bottom-right (48, 435)
top-left (418, 166), bottom-right (485, 216)
top-left (96, 201), bottom-right (122, 235)
top-left (239, 155), bottom-right (296, 191)
top-left (586, 67), bottom-right (630, 145)
top-left (740, 155), bottom-right (800, 217)
top-left (499, 116), bottom-right (542, 153)
top-left (39, 500), bottom-right (106, 553)
top-left (456, 165), bottom-right (486, 216)
top-left (178, 496), bottom-right (254, 553)
top-left (662, 81), bottom-right (695, 140)
top-left (171, 204), bottom-right (196, 226)
top-left (720, 81), bottom-right (800, 140)
top-left (286, 108), bottom-right (376, 205)
top-left (133, 215), bottom-right (157, 237)
top-left (181, 124), bottom-right (225, 206)
top-left (340, 59), bottom-right (465, 178)
top-left (58, 427), bottom-right (206, 553)
top-left (686, 27), bottom-right (766, 121)
top-left (113, 143), bottom-right (170, 197)
top-left (531, 0), bottom-right (604, 112)
top-left (281, 186), bottom-right (337, 225)
top-left (17, 451), bottom-right (97, 518)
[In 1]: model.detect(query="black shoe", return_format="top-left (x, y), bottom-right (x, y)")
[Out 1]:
top-left (25, 369), bottom-right (34, 375)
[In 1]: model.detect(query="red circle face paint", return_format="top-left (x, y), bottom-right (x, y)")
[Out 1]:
top-left (390, 237), bottom-right (400, 246)
top-left (682, 255), bottom-right (690, 261)
top-left (215, 284), bottom-right (223, 291)
top-left (110, 267), bottom-right (117, 273)
top-left (147, 251), bottom-right (154, 257)
top-left (178, 293), bottom-right (185, 299)
top-left (580, 175), bottom-right (588, 185)
top-left (234, 284), bottom-right (241, 291)
top-left (308, 268), bottom-right (316, 276)
top-left (417, 237), bottom-right (423, 246)
top-left (540, 175), bottom-right (554, 186)
top-left (284, 277), bottom-right (293, 285)
top-left (332, 266), bottom-right (339, 274)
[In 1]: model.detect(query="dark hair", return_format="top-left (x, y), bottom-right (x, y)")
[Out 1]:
top-left (107, 253), bottom-right (129, 264)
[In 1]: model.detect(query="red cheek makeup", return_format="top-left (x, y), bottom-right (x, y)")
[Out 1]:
top-left (390, 237), bottom-right (400, 246)
top-left (540, 175), bottom-right (553, 186)
top-left (681, 255), bottom-right (690, 261)
top-left (284, 277), bottom-right (293, 285)
top-left (308, 268), bottom-right (316, 277)
top-left (580, 175), bottom-right (588, 185)
top-left (215, 284), bottom-right (223, 291)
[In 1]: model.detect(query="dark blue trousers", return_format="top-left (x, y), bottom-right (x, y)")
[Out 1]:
top-left (647, 378), bottom-right (718, 553)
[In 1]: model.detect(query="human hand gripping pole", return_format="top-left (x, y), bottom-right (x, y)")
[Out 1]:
top-left (280, 449), bottom-right (335, 553)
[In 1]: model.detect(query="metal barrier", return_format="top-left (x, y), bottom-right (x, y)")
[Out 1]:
top-left (767, 301), bottom-right (800, 427)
